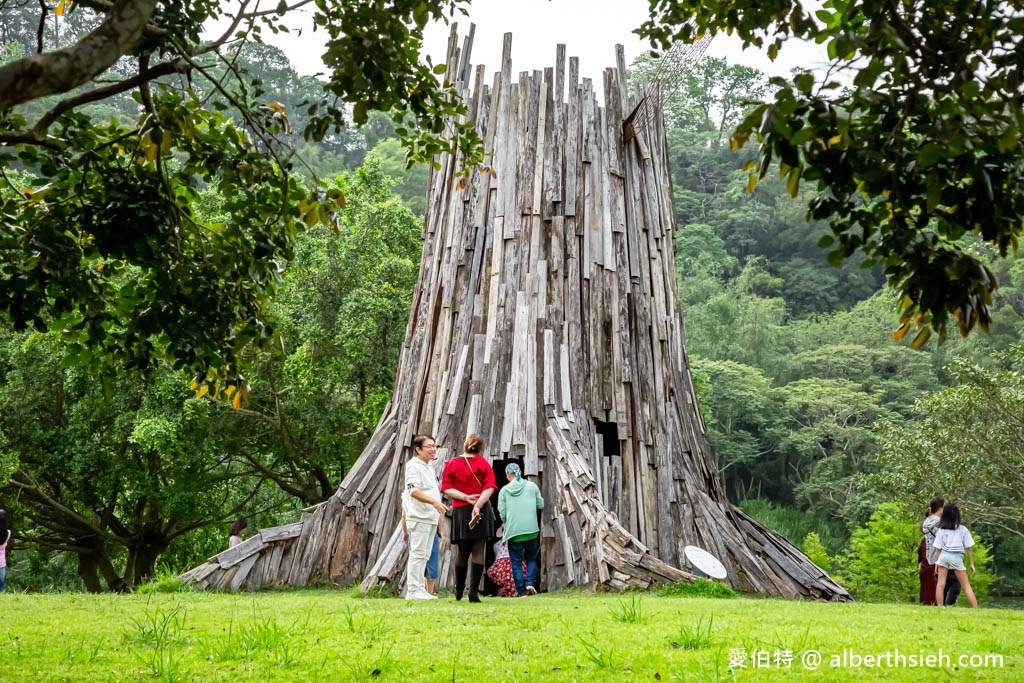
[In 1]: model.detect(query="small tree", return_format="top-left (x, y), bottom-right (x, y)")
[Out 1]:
top-left (802, 532), bottom-right (833, 574)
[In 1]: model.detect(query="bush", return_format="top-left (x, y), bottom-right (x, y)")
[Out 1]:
top-left (840, 503), bottom-right (995, 604)
top-left (656, 578), bottom-right (738, 599)
top-left (136, 570), bottom-right (188, 594)
top-left (802, 532), bottom-right (833, 572)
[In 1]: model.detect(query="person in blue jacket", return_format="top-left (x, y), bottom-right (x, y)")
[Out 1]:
top-left (497, 463), bottom-right (544, 596)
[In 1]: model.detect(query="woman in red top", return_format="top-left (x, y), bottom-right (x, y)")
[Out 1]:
top-left (441, 434), bottom-right (497, 602)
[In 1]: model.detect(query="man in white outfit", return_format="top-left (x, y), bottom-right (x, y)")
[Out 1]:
top-left (404, 434), bottom-right (447, 600)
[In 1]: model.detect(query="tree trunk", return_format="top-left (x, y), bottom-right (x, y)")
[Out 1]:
top-left (184, 29), bottom-right (849, 601)
top-left (76, 552), bottom-right (103, 594)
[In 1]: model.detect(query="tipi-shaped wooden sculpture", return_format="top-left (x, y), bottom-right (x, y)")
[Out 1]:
top-left (183, 28), bottom-right (849, 601)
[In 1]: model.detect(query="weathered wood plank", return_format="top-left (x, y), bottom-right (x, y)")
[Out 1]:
top-left (211, 536), bottom-right (267, 570)
top-left (259, 523), bottom-right (302, 543)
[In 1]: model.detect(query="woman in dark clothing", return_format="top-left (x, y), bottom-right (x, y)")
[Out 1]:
top-left (441, 434), bottom-right (497, 602)
top-left (917, 522), bottom-right (937, 605)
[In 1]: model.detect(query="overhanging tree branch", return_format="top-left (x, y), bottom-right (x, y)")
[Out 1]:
top-left (0, 0), bottom-right (159, 110)
top-left (31, 57), bottom-right (190, 133)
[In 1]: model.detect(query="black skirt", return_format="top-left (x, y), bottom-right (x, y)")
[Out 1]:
top-left (450, 503), bottom-right (496, 543)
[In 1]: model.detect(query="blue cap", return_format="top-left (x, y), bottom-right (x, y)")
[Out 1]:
top-left (505, 463), bottom-right (522, 477)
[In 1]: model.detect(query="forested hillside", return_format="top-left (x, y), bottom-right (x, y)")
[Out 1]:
top-left (1, 13), bottom-right (1021, 600)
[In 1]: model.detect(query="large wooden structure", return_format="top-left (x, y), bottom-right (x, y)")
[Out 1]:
top-left (183, 29), bottom-right (849, 601)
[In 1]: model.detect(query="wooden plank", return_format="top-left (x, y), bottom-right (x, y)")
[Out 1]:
top-left (444, 343), bottom-right (470, 415)
top-left (532, 80), bottom-right (548, 216)
top-left (182, 562), bottom-right (218, 585)
top-left (525, 325), bottom-right (539, 472)
top-left (501, 291), bottom-right (529, 451)
top-left (259, 523), bottom-right (302, 543)
top-left (564, 57), bottom-right (580, 217)
top-left (229, 553), bottom-right (260, 592)
top-left (211, 536), bottom-right (267, 569)
top-left (543, 328), bottom-right (556, 406)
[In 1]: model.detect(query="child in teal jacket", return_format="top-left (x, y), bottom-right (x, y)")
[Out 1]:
top-left (498, 464), bottom-right (544, 596)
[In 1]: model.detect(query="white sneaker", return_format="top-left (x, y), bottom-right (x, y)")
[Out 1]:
top-left (405, 589), bottom-right (436, 601)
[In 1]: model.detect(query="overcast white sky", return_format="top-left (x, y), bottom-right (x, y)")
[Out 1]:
top-left (272, 0), bottom-right (830, 87)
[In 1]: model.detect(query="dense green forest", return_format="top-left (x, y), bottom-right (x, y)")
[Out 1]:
top-left (2, 16), bottom-right (1022, 600)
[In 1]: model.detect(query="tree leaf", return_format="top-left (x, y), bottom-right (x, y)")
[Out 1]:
top-left (916, 143), bottom-right (942, 168)
top-left (909, 326), bottom-right (932, 350)
top-left (793, 73), bottom-right (814, 94)
top-left (786, 167), bottom-right (802, 198)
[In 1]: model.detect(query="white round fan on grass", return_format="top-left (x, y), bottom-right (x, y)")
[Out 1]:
top-left (683, 545), bottom-right (728, 580)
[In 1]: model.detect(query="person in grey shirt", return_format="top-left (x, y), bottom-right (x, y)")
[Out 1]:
top-left (922, 496), bottom-right (959, 605)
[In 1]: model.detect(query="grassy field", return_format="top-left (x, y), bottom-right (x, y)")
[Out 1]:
top-left (1, 586), bottom-right (1022, 682)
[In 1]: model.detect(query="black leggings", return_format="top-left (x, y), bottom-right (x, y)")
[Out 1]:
top-left (455, 539), bottom-right (486, 566)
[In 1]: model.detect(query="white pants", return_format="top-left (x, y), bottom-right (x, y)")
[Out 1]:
top-left (406, 518), bottom-right (438, 595)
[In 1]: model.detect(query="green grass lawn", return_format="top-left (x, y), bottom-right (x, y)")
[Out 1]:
top-left (1, 588), bottom-right (1022, 682)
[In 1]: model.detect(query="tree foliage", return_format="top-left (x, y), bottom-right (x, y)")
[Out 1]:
top-left (213, 154), bottom-right (423, 505)
top-left (877, 350), bottom-right (1024, 539)
top-left (0, 330), bottom-right (271, 591)
top-left (0, 0), bottom-right (479, 392)
top-left (641, 0), bottom-right (1024, 343)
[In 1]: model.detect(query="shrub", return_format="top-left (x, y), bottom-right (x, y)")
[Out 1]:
top-left (657, 578), bottom-right (737, 599)
top-left (802, 532), bottom-right (833, 573)
top-left (136, 570), bottom-right (188, 594)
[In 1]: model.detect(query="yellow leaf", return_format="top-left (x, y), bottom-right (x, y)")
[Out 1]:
top-left (909, 326), bottom-right (932, 350)
top-left (232, 391), bottom-right (242, 410)
top-left (893, 321), bottom-right (910, 340)
top-left (97, 262), bottom-right (104, 272)
top-left (745, 174), bottom-right (758, 194)
top-left (196, 385), bottom-right (210, 399)
top-left (828, 135), bottom-right (842, 146)
top-left (742, 160), bottom-right (755, 172)
top-left (140, 134), bottom-right (158, 162)
top-left (224, 385), bottom-right (237, 398)
top-left (189, 379), bottom-right (199, 390)
top-left (54, 0), bottom-right (66, 16)
top-left (786, 168), bottom-right (801, 198)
